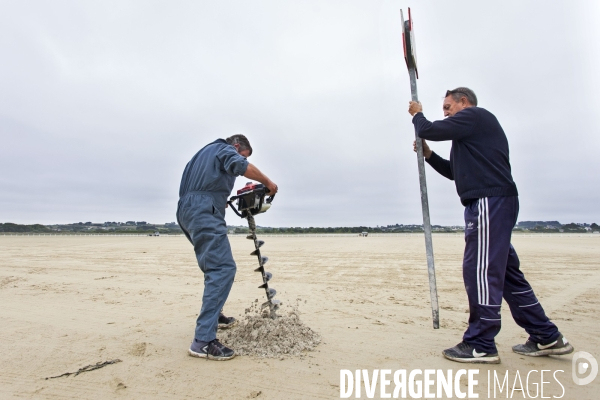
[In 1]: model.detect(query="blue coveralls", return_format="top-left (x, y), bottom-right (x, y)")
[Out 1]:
top-left (176, 139), bottom-right (249, 343)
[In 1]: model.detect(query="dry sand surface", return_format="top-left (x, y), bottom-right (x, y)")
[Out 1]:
top-left (1, 234), bottom-right (599, 399)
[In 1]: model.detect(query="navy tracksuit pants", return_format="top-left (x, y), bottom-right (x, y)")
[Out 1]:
top-left (462, 196), bottom-right (559, 354)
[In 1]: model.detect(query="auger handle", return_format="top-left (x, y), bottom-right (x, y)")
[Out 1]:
top-left (265, 188), bottom-right (275, 204)
top-left (226, 199), bottom-right (244, 218)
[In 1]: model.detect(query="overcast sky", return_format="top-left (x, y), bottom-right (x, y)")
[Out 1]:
top-left (1, 0), bottom-right (599, 227)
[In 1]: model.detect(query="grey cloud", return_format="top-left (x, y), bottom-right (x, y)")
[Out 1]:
top-left (1, 0), bottom-right (598, 226)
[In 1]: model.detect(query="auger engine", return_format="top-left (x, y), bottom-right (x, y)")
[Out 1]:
top-left (228, 182), bottom-right (279, 317)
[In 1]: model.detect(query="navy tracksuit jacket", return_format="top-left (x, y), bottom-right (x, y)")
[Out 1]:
top-left (413, 107), bottom-right (559, 354)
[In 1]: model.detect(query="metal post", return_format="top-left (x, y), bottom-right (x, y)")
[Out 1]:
top-left (401, 9), bottom-right (439, 329)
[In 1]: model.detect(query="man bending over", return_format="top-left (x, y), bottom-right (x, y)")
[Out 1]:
top-left (177, 134), bottom-right (278, 360)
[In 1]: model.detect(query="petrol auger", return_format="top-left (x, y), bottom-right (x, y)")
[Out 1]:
top-left (227, 182), bottom-right (280, 318)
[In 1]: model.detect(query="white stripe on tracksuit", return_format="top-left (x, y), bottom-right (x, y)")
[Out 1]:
top-left (477, 198), bottom-right (490, 305)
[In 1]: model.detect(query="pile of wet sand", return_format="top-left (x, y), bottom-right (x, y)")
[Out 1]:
top-left (220, 300), bottom-right (321, 358)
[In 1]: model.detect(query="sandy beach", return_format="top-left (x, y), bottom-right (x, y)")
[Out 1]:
top-left (1, 234), bottom-right (598, 399)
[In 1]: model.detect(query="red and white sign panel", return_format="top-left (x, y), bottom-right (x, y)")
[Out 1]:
top-left (400, 8), bottom-right (418, 78)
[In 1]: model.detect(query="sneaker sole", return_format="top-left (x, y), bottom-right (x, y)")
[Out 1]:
top-left (512, 344), bottom-right (574, 357)
top-left (218, 320), bottom-right (238, 330)
top-left (442, 352), bottom-right (501, 364)
top-left (188, 348), bottom-right (236, 361)
top-left (188, 348), bottom-right (208, 359)
top-left (208, 353), bottom-right (235, 361)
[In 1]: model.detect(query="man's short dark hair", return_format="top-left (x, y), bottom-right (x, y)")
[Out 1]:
top-left (226, 134), bottom-right (252, 156)
top-left (445, 87), bottom-right (478, 106)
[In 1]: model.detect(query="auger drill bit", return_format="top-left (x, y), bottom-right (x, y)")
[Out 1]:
top-left (246, 214), bottom-right (279, 317)
top-left (228, 182), bottom-right (278, 317)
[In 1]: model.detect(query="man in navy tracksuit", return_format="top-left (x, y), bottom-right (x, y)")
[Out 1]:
top-left (409, 88), bottom-right (573, 364)
top-left (177, 134), bottom-right (278, 360)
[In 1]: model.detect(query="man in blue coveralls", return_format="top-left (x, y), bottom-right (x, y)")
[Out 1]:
top-left (177, 134), bottom-right (278, 360)
top-left (408, 88), bottom-right (573, 364)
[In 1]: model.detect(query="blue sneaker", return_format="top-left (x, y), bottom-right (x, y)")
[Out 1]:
top-left (218, 313), bottom-right (238, 329)
top-left (189, 339), bottom-right (235, 361)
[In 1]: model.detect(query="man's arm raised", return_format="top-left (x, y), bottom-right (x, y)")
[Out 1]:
top-left (244, 163), bottom-right (278, 195)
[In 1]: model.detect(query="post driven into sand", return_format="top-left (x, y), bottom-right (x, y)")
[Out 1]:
top-left (400, 8), bottom-right (439, 329)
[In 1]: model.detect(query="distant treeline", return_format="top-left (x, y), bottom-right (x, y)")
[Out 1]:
top-left (235, 226), bottom-right (417, 234)
top-left (516, 221), bottom-right (598, 233)
top-left (1, 221), bottom-right (598, 234)
top-left (0, 223), bottom-right (53, 233)
top-left (0, 222), bottom-right (182, 234)
top-left (236, 225), bottom-right (458, 234)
